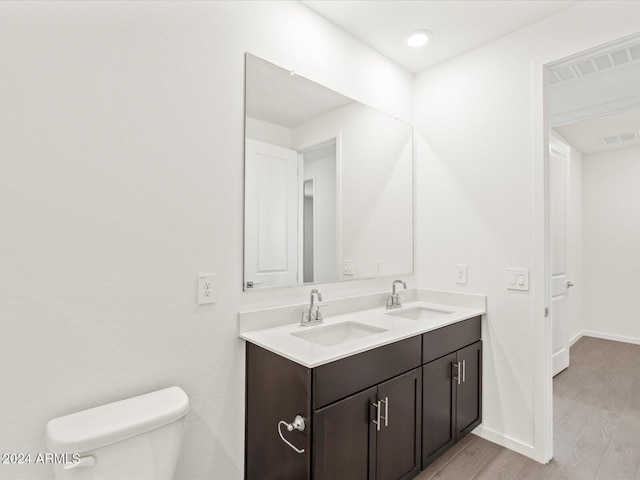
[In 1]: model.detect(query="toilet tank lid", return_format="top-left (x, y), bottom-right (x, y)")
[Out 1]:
top-left (45, 386), bottom-right (189, 453)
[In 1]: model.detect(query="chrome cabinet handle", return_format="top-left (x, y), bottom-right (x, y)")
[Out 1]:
top-left (453, 362), bottom-right (462, 385)
top-left (380, 397), bottom-right (389, 427)
top-left (277, 415), bottom-right (305, 454)
top-left (372, 400), bottom-right (381, 431)
top-left (462, 360), bottom-right (466, 383)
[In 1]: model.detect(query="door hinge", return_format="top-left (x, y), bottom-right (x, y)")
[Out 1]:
top-left (544, 307), bottom-right (549, 318)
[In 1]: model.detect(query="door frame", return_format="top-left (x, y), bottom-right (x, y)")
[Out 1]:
top-left (534, 31), bottom-right (640, 464)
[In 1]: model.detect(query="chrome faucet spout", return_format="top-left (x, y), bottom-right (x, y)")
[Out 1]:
top-left (387, 280), bottom-right (407, 309)
top-left (310, 288), bottom-right (322, 307)
top-left (392, 280), bottom-right (407, 296)
top-left (301, 289), bottom-right (324, 326)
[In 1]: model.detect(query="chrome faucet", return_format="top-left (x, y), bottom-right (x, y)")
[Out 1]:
top-left (386, 280), bottom-right (407, 309)
top-left (301, 289), bottom-right (324, 326)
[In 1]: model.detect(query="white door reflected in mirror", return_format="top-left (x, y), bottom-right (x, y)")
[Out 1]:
top-left (244, 139), bottom-right (298, 289)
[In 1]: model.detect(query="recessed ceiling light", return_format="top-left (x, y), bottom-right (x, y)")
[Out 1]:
top-left (406, 30), bottom-right (432, 48)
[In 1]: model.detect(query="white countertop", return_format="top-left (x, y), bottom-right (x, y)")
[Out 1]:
top-left (240, 300), bottom-right (485, 368)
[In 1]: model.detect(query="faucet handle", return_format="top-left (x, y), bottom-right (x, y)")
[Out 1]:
top-left (313, 301), bottom-right (327, 315)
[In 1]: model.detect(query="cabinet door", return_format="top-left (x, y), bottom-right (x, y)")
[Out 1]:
top-left (422, 352), bottom-right (456, 469)
top-left (313, 386), bottom-right (377, 480)
top-left (376, 369), bottom-right (421, 480)
top-left (456, 341), bottom-right (482, 440)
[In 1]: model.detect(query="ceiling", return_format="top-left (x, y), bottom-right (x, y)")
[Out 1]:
top-left (549, 36), bottom-right (640, 154)
top-left (555, 109), bottom-right (640, 154)
top-left (301, 0), bottom-right (580, 73)
top-left (295, 0), bottom-right (640, 155)
top-left (246, 54), bottom-right (352, 128)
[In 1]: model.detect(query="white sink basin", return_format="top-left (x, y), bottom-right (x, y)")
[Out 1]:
top-left (291, 321), bottom-right (388, 347)
top-left (386, 306), bottom-right (453, 321)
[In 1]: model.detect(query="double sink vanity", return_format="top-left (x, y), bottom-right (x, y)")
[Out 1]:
top-left (240, 288), bottom-right (486, 480)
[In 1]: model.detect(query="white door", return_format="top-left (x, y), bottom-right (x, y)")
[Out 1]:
top-left (244, 138), bottom-right (298, 288)
top-left (549, 134), bottom-right (571, 376)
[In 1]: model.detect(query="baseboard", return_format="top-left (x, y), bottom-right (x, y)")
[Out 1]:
top-left (472, 425), bottom-right (537, 460)
top-left (582, 330), bottom-right (640, 346)
top-left (569, 331), bottom-right (584, 346)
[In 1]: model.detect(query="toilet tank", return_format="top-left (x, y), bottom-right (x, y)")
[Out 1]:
top-left (45, 386), bottom-right (189, 480)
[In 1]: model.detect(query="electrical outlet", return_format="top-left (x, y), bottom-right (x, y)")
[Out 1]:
top-left (375, 261), bottom-right (383, 275)
top-left (455, 265), bottom-right (467, 284)
top-left (343, 260), bottom-right (355, 276)
top-left (198, 274), bottom-right (217, 304)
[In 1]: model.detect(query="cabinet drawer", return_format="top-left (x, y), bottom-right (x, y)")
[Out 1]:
top-left (422, 317), bottom-right (481, 364)
top-left (313, 336), bottom-right (421, 409)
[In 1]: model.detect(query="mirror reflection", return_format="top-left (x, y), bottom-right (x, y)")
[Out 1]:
top-left (244, 54), bottom-right (413, 290)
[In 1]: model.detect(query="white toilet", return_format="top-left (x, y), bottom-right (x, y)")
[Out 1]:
top-left (45, 386), bottom-right (189, 480)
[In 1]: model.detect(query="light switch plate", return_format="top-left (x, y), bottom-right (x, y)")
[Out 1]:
top-left (198, 274), bottom-right (217, 304)
top-left (455, 264), bottom-right (468, 284)
top-left (343, 260), bottom-right (355, 276)
top-left (506, 268), bottom-right (529, 291)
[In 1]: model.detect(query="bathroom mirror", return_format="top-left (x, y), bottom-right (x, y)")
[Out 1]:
top-left (244, 53), bottom-right (413, 290)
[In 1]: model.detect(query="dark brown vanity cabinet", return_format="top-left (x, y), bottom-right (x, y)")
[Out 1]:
top-left (246, 336), bottom-right (422, 480)
top-left (422, 317), bottom-right (482, 469)
top-left (245, 316), bottom-right (482, 480)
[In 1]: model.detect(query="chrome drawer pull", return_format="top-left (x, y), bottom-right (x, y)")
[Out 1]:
top-left (453, 362), bottom-right (462, 385)
top-left (372, 400), bottom-right (382, 431)
top-left (380, 397), bottom-right (389, 427)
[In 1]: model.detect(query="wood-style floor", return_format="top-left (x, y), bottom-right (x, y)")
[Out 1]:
top-left (415, 336), bottom-right (640, 480)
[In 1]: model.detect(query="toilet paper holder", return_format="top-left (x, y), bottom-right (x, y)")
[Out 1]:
top-left (277, 415), bottom-right (305, 454)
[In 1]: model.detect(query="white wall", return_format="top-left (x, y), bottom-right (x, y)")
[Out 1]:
top-left (414, 1), bottom-right (640, 461)
top-left (583, 145), bottom-right (640, 342)
top-left (0, 2), bottom-right (413, 479)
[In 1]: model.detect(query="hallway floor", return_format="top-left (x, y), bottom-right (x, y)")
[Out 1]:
top-left (415, 336), bottom-right (640, 480)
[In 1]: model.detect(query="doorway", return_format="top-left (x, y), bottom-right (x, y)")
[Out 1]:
top-left (299, 138), bottom-right (339, 284)
top-left (544, 31), bottom-right (640, 461)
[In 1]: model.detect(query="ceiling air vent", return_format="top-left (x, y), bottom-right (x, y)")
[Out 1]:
top-left (576, 60), bottom-right (596, 76)
top-left (619, 132), bottom-right (639, 142)
top-left (601, 131), bottom-right (640, 145)
top-left (611, 49), bottom-right (630, 66)
top-left (593, 54), bottom-right (612, 70)
top-left (550, 40), bottom-right (640, 84)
